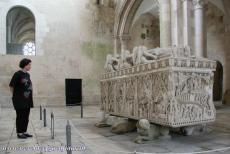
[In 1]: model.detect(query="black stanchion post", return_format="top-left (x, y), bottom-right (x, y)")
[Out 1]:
top-left (43, 108), bottom-right (47, 127)
top-left (40, 105), bottom-right (42, 120)
top-left (51, 112), bottom-right (54, 139)
top-left (81, 102), bottom-right (83, 118)
top-left (66, 120), bottom-right (72, 154)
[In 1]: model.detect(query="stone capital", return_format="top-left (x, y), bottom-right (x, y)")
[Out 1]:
top-left (192, 0), bottom-right (205, 10)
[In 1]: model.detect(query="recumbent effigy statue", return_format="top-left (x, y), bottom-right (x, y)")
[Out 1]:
top-left (98, 45), bottom-right (216, 143)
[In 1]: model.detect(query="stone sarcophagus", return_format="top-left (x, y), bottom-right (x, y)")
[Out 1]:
top-left (100, 49), bottom-right (216, 128)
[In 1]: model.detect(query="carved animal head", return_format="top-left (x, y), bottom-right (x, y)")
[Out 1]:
top-left (136, 119), bottom-right (150, 136)
top-left (137, 119), bottom-right (150, 130)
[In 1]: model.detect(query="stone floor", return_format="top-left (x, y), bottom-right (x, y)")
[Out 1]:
top-left (0, 105), bottom-right (230, 154)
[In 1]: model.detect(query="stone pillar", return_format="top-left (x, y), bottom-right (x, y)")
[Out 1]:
top-left (181, 0), bottom-right (192, 47)
top-left (193, 0), bottom-right (206, 57)
top-left (113, 35), bottom-right (120, 55)
top-left (171, 0), bottom-right (180, 46)
top-left (120, 34), bottom-right (130, 52)
top-left (159, 0), bottom-right (171, 47)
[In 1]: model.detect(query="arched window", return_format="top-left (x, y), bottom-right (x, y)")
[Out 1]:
top-left (6, 7), bottom-right (35, 55)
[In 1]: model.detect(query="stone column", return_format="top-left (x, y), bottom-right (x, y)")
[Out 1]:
top-left (193, 0), bottom-right (206, 57)
top-left (181, 0), bottom-right (192, 47)
top-left (171, 0), bottom-right (180, 46)
top-left (159, 0), bottom-right (171, 47)
top-left (120, 34), bottom-right (131, 52)
top-left (113, 35), bottom-right (120, 55)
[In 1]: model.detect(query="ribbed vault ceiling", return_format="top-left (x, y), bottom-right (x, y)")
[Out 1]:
top-left (7, 7), bottom-right (35, 44)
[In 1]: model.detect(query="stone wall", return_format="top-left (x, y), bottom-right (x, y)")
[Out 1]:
top-left (0, 0), bottom-right (115, 107)
top-left (129, 13), bottom-right (160, 50)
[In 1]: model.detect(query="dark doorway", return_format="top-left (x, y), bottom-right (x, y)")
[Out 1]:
top-left (65, 79), bottom-right (82, 106)
top-left (213, 61), bottom-right (223, 101)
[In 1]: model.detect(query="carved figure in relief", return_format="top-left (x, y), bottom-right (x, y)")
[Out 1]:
top-left (116, 80), bottom-right (124, 114)
top-left (137, 80), bottom-right (146, 118)
top-left (149, 73), bottom-right (169, 119)
top-left (137, 76), bottom-right (151, 118)
top-left (108, 81), bottom-right (115, 112)
top-left (100, 82), bottom-right (107, 111)
top-left (147, 47), bottom-right (173, 57)
top-left (119, 50), bottom-right (134, 69)
top-left (175, 72), bottom-right (212, 97)
top-left (104, 54), bottom-right (119, 72)
top-left (174, 103), bottom-right (203, 122)
top-left (133, 46), bottom-right (158, 65)
top-left (104, 46), bottom-right (195, 72)
top-left (126, 78), bottom-right (135, 116)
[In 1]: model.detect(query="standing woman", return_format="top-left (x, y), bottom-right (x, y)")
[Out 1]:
top-left (9, 58), bottom-right (34, 139)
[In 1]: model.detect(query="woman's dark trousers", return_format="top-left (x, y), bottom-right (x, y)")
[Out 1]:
top-left (15, 108), bottom-right (30, 133)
